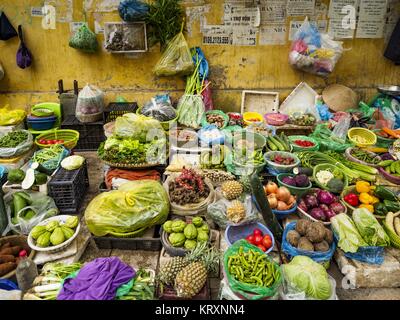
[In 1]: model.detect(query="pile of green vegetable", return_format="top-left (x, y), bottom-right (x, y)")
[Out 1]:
top-left (163, 217), bottom-right (210, 250)
top-left (8, 169), bottom-right (48, 186)
top-left (117, 269), bottom-right (155, 301)
top-left (0, 130), bottom-right (28, 148)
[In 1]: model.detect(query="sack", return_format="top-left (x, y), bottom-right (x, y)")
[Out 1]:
top-left (0, 106), bottom-right (26, 126)
top-left (16, 26), bottom-right (33, 69)
top-left (224, 240), bottom-right (282, 300)
top-left (0, 130), bottom-right (33, 158)
top-left (76, 84), bottom-right (105, 122)
top-left (289, 18), bottom-right (343, 77)
top-left (69, 24), bottom-right (98, 53)
top-left (311, 124), bottom-right (353, 152)
top-left (0, 61), bottom-right (4, 80)
top-left (154, 32), bottom-right (194, 77)
top-left (0, 12), bottom-right (17, 41)
top-left (118, 0), bottom-right (149, 22)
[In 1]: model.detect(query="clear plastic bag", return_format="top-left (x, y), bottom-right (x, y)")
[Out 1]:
top-left (0, 106), bottom-right (26, 126)
top-left (76, 84), bottom-right (105, 122)
top-left (289, 18), bottom-right (343, 77)
top-left (0, 130), bottom-right (33, 158)
top-left (332, 113), bottom-right (351, 141)
top-left (69, 24), bottom-right (98, 53)
top-left (140, 95), bottom-right (177, 122)
top-left (114, 113), bottom-right (164, 140)
top-left (3, 191), bottom-right (59, 235)
top-left (154, 32), bottom-right (194, 77)
top-left (207, 194), bottom-right (260, 228)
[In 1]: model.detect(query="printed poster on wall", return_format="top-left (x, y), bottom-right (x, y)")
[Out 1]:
top-left (202, 25), bottom-right (233, 45)
top-left (232, 26), bottom-right (258, 46)
top-left (224, 4), bottom-right (260, 26)
top-left (356, 20), bottom-right (385, 38)
top-left (258, 0), bottom-right (287, 23)
top-left (356, 0), bottom-right (387, 38)
top-left (259, 24), bottom-right (287, 45)
top-left (328, 18), bottom-right (355, 39)
top-left (286, 0), bottom-right (316, 17)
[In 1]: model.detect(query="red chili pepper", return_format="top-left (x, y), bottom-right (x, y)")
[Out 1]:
top-left (344, 193), bottom-right (359, 207)
top-left (294, 140), bottom-right (315, 147)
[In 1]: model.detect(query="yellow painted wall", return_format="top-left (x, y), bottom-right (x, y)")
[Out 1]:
top-left (0, 0), bottom-right (399, 113)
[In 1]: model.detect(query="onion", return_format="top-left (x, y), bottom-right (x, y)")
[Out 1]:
top-left (267, 194), bottom-right (278, 209)
top-left (276, 187), bottom-right (291, 202)
top-left (287, 195), bottom-right (296, 205)
top-left (277, 201), bottom-right (289, 211)
top-left (265, 181), bottom-right (278, 194)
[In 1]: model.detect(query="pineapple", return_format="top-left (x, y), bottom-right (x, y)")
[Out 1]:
top-left (158, 256), bottom-right (189, 286)
top-left (175, 262), bottom-right (207, 298)
top-left (221, 181), bottom-right (243, 200)
top-left (227, 200), bottom-right (246, 224)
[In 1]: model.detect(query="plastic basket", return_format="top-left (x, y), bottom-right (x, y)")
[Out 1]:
top-left (264, 151), bottom-right (300, 173)
top-left (288, 135), bottom-right (319, 152)
top-left (264, 113), bottom-right (289, 126)
top-left (272, 204), bottom-right (298, 220)
top-left (276, 173), bottom-right (312, 197)
top-left (103, 102), bottom-right (138, 124)
top-left (47, 162), bottom-right (89, 214)
top-left (344, 147), bottom-right (381, 168)
top-left (243, 112), bottom-right (263, 126)
top-left (232, 130), bottom-right (267, 150)
top-left (35, 129), bottom-right (79, 150)
top-left (313, 163), bottom-right (349, 194)
top-left (201, 110), bottom-right (229, 129)
top-left (224, 222), bottom-right (275, 254)
top-left (348, 128), bottom-right (377, 147)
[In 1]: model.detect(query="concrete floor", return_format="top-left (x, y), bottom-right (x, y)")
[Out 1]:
top-left (76, 151), bottom-right (400, 300)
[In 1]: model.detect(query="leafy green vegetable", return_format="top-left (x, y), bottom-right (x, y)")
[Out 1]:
top-left (61, 155), bottom-right (85, 170)
top-left (0, 130), bottom-right (28, 148)
top-left (352, 208), bottom-right (390, 247)
top-left (331, 213), bottom-right (367, 253)
top-left (282, 256), bottom-right (332, 300)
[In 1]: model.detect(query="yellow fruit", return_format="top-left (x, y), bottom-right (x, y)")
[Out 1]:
top-left (227, 200), bottom-right (246, 224)
top-left (221, 181), bottom-right (243, 200)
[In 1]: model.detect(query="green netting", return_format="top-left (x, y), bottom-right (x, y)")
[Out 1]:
top-left (69, 24), bottom-right (98, 53)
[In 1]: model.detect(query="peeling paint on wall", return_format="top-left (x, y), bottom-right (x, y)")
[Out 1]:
top-left (186, 5), bottom-right (211, 36)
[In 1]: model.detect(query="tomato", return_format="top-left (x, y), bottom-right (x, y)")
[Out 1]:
top-left (246, 234), bottom-right (255, 244)
top-left (41, 139), bottom-right (48, 145)
top-left (254, 234), bottom-right (263, 245)
top-left (253, 228), bottom-right (263, 237)
top-left (262, 235), bottom-right (273, 250)
top-left (49, 140), bottom-right (56, 144)
top-left (257, 244), bottom-right (266, 252)
top-left (59, 139), bottom-right (64, 143)
top-left (38, 139), bottom-right (45, 144)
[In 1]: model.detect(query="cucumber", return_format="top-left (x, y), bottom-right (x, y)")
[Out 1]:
top-left (378, 160), bottom-right (394, 167)
top-left (396, 162), bottom-right (400, 175)
top-left (391, 162), bottom-right (397, 175)
top-left (270, 136), bottom-right (284, 151)
top-left (267, 138), bottom-right (278, 151)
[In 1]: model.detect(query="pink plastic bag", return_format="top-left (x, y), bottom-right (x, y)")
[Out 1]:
top-left (202, 80), bottom-right (214, 111)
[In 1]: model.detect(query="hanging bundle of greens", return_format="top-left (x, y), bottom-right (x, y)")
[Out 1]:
top-left (69, 24), bottom-right (98, 53)
top-left (145, 0), bottom-right (184, 50)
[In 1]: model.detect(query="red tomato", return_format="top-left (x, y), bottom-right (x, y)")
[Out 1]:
top-left (253, 228), bottom-right (263, 237)
top-left (246, 235), bottom-right (255, 244)
top-left (254, 234), bottom-right (263, 245)
top-left (262, 235), bottom-right (273, 250)
top-left (41, 139), bottom-right (48, 145)
top-left (257, 244), bottom-right (266, 252)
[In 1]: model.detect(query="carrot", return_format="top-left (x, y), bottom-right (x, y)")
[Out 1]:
top-left (382, 127), bottom-right (400, 139)
top-left (0, 262), bottom-right (17, 276)
top-left (0, 255), bottom-right (15, 264)
top-left (0, 246), bottom-right (22, 256)
top-left (0, 242), bottom-right (11, 250)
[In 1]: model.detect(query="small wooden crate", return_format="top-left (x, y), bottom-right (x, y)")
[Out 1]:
top-left (241, 90), bottom-right (279, 114)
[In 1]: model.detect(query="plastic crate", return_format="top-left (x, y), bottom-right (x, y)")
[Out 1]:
top-left (103, 102), bottom-right (138, 124)
top-left (48, 162), bottom-right (89, 214)
top-left (92, 225), bottom-right (162, 251)
top-left (61, 115), bottom-right (105, 151)
top-left (157, 280), bottom-right (209, 300)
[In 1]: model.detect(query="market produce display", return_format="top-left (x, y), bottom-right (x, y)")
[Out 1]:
top-left (0, 242), bottom-right (31, 277)
top-left (266, 133), bottom-right (291, 152)
top-left (313, 164), bottom-right (347, 193)
top-left (264, 182), bottom-right (296, 212)
top-left (244, 228), bottom-right (273, 252)
top-left (0, 130), bottom-right (28, 148)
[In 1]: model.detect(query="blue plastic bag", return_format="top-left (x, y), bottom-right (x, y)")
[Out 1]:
top-left (198, 125), bottom-right (224, 146)
top-left (119, 0), bottom-right (149, 22)
top-left (191, 47), bottom-right (209, 80)
top-left (282, 222), bottom-right (336, 265)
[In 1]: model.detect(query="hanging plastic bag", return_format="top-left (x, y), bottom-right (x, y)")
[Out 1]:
top-left (16, 26), bottom-right (33, 69)
top-left (154, 32), bottom-right (194, 77)
top-left (289, 18), bottom-right (343, 77)
top-left (118, 0), bottom-right (149, 22)
top-left (3, 191), bottom-right (59, 235)
top-left (191, 47), bottom-right (209, 80)
top-left (76, 84), bottom-right (105, 122)
top-left (0, 61), bottom-right (4, 80)
top-left (0, 106), bottom-right (26, 126)
top-left (69, 23), bottom-right (98, 53)
top-left (0, 130), bottom-right (33, 158)
top-left (0, 11), bottom-right (17, 41)
top-left (177, 94), bottom-right (205, 129)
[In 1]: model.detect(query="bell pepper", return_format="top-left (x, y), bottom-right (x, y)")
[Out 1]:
top-left (359, 192), bottom-right (374, 205)
top-left (370, 195), bottom-right (380, 204)
top-left (383, 200), bottom-right (400, 213)
top-left (356, 181), bottom-right (370, 194)
top-left (374, 186), bottom-right (399, 202)
top-left (374, 202), bottom-right (388, 216)
top-left (344, 193), bottom-right (359, 207)
top-left (359, 204), bottom-right (374, 213)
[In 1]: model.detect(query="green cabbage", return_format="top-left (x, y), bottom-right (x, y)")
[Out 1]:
top-left (85, 180), bottom-right (169, 237)
top-left (352, 208), bottom-right (390, 247)
top-left (61, 155), bottom-right (85, 170)
top-left (331, 213), bottom-right (367, 253)
top-left (282, 256), bottom-right (332, 300)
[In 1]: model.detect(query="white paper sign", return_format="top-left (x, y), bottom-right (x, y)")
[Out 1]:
top-left (328, 0), bottom-right (359, 19)
top-left (202, 25), bottom-right (233, 45)
top-left (329, 18), bottom-right (356, 38)
top-left (259, 24), bottom-right (287, 45)
top-left (259, 0), bottom-right (287, 23)
top-left (224, 4), bottom-right (260, 26)
top-left (287, 0), bottom-right (316, 17)
top-left (232, 26), bottom-right (258, 46)
top-left (356, 20), bottom-right (385, 38)
top-left (31, 7), bottom-right (44, 17)
top-left (358, 0), bottom-right (388, 21)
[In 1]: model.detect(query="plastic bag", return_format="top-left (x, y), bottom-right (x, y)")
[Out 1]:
top-left (118, 0), bottom-right (149, 22)
top-left (76, 84), bottom-right (105, 121)
top-left (177, 94), bottom-right (205, 129)
top-left (3, 191), bottom-right (59, 235)
top-left (0, 106), bottom-right (26, 126)
top-left (0, 11), bottom-right (17, 41)
top-left (31, 146), bottom-right (70, 172)
top-left (332, 113), bottom-right (351, 141)
top-left (84, 180), bottom-right (169, 237)
top-left (69, 24), bottom-right (98, 53)
top-left (198, 125), bottom-right (225, 146)
top-left (154, 32), bottom-right (194, 77)
top-left (191, 47), bottom-right (209, 80)
top-left (140, 95), bottom-right (177, 122)
top-left (0, 130), bottom-right (33, 158)
top-left (207, 194), bottom-right (259, 228)
top-left (223, 240), bottom-right (282, 300)
top-left (311, 124), bottom-right (353, 152)
top-left (16, 25), bottom-right (32, 69)
top-left (114, 113), bottom-right (164, 140)
top-left (289, 18), bottom-right (343, 77)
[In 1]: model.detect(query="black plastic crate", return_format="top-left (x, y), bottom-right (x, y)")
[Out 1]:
top-left (61, 115), bottom-right (106, 151)
top-left (103, 102), bottom-right (138, 124)
top-left (48, 162), bottom-right (89, 214)
top-left (93, 225), bottom-right (161, 251)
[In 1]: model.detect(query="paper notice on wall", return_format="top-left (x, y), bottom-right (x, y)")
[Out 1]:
top-left (224, 4), bottom-right (260, 26)
top-left (328, 0), bottom-right (359, 19)
top-left (313, 1), bottom-right (328, 19)
top-left (31, 7), bottom-right (45, 17)
top-left (356, 20), bottom-right (385, 38)
top-left (259, 0), bottom-right (287, 23)
top-left (328, 18), bottom-right (355, 39)
top-left (186, 5), bottom-right (211, 36)
top-left (232, 26), bottom-right (258, 46)
top-left (45, 0), bottom-right (73, 23)
top-left (358, 0), bottom-right (388, 21)
top-left (286, 0), bottom-right (315, 17)
top-left (259, 24), bottom-right (287, 45)
top-left (202, 25), bottom-right (233, 45)
top-left (288, 20), bottom-right (328, 41)
top-left (384, 0), bottom-right (400, 42)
